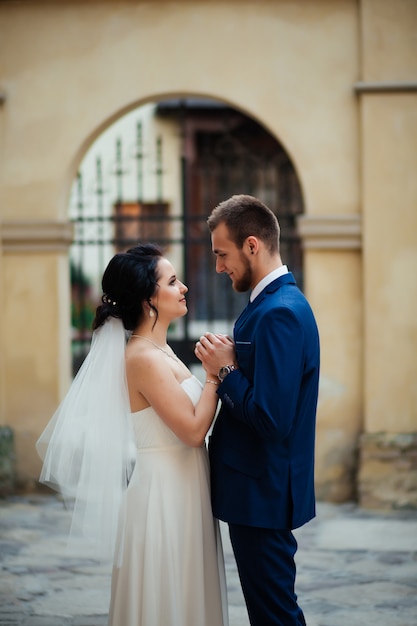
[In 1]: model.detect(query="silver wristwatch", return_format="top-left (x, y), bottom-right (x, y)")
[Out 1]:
top-left (218, 364), bottom-right (238, 382)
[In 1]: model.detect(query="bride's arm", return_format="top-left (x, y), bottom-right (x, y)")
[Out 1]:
top-left (126, 349), bottom-right (219, 448)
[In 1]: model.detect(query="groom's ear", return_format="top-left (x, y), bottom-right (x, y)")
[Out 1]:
top-left (246, 236), bottom-right (258, 256)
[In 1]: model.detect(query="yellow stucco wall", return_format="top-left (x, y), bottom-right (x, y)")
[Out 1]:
top-left (356, 0), bottom-right (417, 508)
top-left (362, 94), bottom-right (417, 434)
top-left (360, 0), bottom-right (417, 434)
top-left (307, 249), bottom-right (362, 501)
top-left (3, 252), bottom-right (71, 480)
top-left (0, 1), bottom-right (359, 219)
top-left (1, 0), bottom-right (415, 506)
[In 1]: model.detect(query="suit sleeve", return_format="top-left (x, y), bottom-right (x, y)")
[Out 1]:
top-left (217, 305), bottom-right (305, 440)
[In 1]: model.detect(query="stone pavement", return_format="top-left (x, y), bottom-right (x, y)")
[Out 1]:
top-left (0, 495), bottom-right (416, 626)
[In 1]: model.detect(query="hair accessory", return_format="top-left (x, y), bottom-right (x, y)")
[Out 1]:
top-left (103, 294), bottom-right (117, 306)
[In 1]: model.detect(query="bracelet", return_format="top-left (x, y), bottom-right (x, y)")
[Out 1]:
top-left (205, 379), bottom-right (219, 386)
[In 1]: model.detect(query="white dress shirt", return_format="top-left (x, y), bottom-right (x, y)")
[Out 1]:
top-left (250, 265), bottom-right (289, 302)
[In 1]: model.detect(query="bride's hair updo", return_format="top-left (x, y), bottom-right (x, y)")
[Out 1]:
top-left (92, 243), bottom-right (163, 331)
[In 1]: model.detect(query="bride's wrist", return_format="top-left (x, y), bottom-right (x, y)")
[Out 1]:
top-left (205, 378), bottom-right (219, 386)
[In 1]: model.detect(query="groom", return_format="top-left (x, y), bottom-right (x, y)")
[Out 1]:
top-left (195, 195), bottom-right (320, 626)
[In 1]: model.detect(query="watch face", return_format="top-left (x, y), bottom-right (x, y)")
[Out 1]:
top-left (218, 366), bottom-right (230, 381)
top-left (218, 365), bottom-right (237, 381)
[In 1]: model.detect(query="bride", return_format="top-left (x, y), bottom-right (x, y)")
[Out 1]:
top-left (37, 243), bottom-right (229, 626)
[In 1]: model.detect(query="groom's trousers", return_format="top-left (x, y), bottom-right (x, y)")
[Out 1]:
top-left (229, 523), bottom-right (306, 626)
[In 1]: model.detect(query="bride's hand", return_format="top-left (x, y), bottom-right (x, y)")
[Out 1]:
top-left (194, 332), bottom-right (237, 378)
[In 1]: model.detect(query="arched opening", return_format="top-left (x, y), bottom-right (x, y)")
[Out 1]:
top-left (69, 97), bottom-right (304, 373)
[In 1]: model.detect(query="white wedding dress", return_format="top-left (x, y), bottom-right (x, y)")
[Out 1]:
top-left (108, 376), bottom-right (229, 626)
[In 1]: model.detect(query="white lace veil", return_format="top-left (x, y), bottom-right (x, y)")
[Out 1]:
top-left (36, 317), bottom-right (135, 563)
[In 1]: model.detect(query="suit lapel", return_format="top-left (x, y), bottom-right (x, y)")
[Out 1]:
top-left (233, 272), bottom-right (297, 336)
top-left (234, 298), bottom-right (254, 334)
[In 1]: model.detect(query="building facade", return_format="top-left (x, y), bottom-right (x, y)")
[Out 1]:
top-left (0, 0), bottom-right (416, 508)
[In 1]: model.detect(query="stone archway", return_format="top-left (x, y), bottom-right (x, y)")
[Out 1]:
top-left (69, 95), bottom-right (305, 371)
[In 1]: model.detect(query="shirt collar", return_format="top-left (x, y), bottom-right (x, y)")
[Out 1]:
top-left (250, 265), bottom-right (289, 302)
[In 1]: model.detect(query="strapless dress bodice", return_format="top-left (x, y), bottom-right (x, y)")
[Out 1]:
top-left (130, 376), bottom-right (202, 449)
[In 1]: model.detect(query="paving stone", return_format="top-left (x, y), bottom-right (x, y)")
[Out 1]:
top-left (73, 618), bottom-right (109, 626)
top-left (22, 617), bottom-right (72, 626)
top-left (0, 496), bottom-right (416, 626)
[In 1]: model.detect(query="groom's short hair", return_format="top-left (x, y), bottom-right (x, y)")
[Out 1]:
top-left (207, 194), bottom-right (280, 254)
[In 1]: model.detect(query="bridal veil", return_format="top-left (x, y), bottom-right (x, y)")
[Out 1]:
top-left (36, 317), bottom-right (135, 563)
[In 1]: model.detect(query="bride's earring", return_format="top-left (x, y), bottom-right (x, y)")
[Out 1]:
top-left (149, 308), bottom-right (155, 318)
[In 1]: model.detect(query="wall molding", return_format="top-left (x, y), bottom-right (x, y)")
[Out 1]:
top-left (1, 220), bottom-right (74, 253)
top-left (2, 216), bottom-right (363, 252)
top-left (354, 81), bottom-right (417, 94)
top-left (297, 214), bottom-right (362, 250)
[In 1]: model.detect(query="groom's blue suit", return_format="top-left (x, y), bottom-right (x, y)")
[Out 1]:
top-left (209, 272), bottom-right (320, 625)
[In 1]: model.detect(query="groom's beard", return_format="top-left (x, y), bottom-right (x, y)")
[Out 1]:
top-left (232, 252), bottom-right (253, 293)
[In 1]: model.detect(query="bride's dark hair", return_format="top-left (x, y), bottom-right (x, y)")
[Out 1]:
top-left (92, 243), bottom-right (163, 331)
